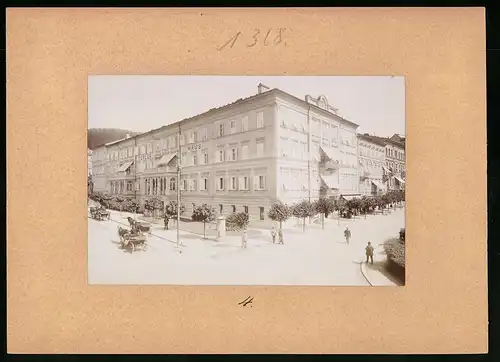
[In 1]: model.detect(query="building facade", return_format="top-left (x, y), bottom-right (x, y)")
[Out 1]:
top-left (383, 136), bottom-right (406, 191)
top-left (91, 85), bottom-right (364, 222)
top-left (357, 134), bottom-right (387, 196)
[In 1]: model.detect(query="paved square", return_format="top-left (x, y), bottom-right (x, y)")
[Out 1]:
top-left (88, 207), bottom-right (405, 285)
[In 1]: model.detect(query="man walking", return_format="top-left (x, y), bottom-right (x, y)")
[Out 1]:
top-left (344, 226), bottom-right (351, 244)
top-left (271, 226), bottom-right (277, 243)
top-left (365, 242), bottom-right (374, 264)
top-left (278, 229), bottom-right (284, 244)
top-left (241, 229), bottom-right (248, 249)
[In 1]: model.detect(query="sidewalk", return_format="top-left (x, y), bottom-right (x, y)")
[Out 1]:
top-left (360, 244), bottom-right (399, 286)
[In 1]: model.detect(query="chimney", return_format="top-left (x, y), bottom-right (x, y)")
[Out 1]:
top-left (257, 83), bottom-right (270, 94)
top-left (125, 133), bottom-right (130, 139)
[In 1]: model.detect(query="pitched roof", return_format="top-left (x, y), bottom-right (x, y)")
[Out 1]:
top-left (95, 87), bottom-right (359, 149)
top-left (357, 133), bottom-right (387, 147)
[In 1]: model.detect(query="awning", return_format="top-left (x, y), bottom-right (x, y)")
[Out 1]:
top-left (157, 153), bottom-right (177, 166)
top-left (394, 176), bottom-right (405, 184)
top-left (382, 166), bottom-right (390, 173)
top-left (371, 180), bottom-right (386, 190)
top-left (319, 174), bottom-right (340, 189)
top-left (320, 146), bottom-right (338, 162)
top-left (340, 194), bottom-right (361, 201)
top-left (116, 160), bottom-right (134, 172)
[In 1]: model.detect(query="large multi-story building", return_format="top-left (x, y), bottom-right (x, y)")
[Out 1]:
top-left (357, 134), bottom-right (387, 196)
top-left (382, 135), bottom-right (406, 191)
top-left (91, 84), bottom-right (361, 221)
top-left (364, 134), bottom-right (405, 191)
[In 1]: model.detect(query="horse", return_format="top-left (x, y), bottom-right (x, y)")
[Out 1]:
top-left (135, 222), bottom-right (152, 234)
top-left (117, 226), bottom-right (130, 244)
top-left (127, 217), bottom-right (136, 227)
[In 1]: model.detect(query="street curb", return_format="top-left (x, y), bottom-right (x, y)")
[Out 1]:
top-left (360, 261), bottom-right (373, 286)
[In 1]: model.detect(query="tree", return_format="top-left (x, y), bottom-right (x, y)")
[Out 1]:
top-left (360, 196), bottom-right (369, 219)
top-left (192, 203), bottom-right (216, 239)
top-left (381, 193), bottom-right (391, 210)
top-left (226, 212), bottom-right (250, 232)
top-left (88, 176), bottom-right (94, 194)
top-left (314, 197), bottom-right (335, 229)
top-left (163, 201), bottom-right (186, 230)
top-left (267, 200), bottom-right (292, 230)
top-left (144, 196), bottom-right (163, 217)
top-left (292, 200), bottom-right (316, 232)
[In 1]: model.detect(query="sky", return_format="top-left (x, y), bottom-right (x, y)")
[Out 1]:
top-left (88, 76), bottom-right (405, 137)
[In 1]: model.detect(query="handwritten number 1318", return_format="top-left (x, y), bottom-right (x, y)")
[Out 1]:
top-left (218, 28), bottom-right (287, 51)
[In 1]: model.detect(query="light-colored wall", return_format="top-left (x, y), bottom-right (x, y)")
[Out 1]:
top-left (93, 92), bottom-right (280, 222)
top-left (384, 142), bottom-right (405, 190)
top-left (358, 137), bottom-right (385, 195)
top-left (274, 95), bottom-right (359, 203)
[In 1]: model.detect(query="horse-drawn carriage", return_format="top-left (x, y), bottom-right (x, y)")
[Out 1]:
top-left (127, 217), bottom-right (152, 234)
top-left (90, 206), bottom-right (110, 221)
top-left (117, 226), bottom-right (148, 252)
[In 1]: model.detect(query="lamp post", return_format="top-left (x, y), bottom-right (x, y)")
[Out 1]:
top-left (177, 124), bottom-right (182, 249)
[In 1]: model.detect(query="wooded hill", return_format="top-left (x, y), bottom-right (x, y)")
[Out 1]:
top-left (88, 128), bottom-right (140, 149)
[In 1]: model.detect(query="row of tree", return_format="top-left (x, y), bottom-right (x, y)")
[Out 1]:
top-left (89, 191), bottom-right (404, 238)
top-left (266, 190), bottom-right (405, 232)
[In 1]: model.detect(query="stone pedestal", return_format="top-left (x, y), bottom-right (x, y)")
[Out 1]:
top-left (216, 216), bottom-right (226, 239)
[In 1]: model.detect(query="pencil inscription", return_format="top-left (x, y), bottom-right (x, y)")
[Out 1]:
top-left (217, 28), bottom-right (287, 51)
top-left (238, 296), bottom-right (254, 307)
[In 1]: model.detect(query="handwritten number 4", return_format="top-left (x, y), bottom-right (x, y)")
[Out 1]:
top-left (239, 296), bottom-right (254, 307)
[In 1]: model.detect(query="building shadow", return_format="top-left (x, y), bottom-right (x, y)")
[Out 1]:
top-left (366, 260), bottom-right (404, 286)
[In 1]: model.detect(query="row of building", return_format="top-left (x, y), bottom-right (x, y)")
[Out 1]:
top-left (89, 84), bottom-right (405, 222)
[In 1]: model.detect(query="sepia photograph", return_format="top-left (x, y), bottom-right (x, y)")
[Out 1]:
top-left (88, 75), bottom-right (406, 286)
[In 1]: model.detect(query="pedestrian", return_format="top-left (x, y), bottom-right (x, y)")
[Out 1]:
top-left (344, 226), bottom-right (351, 244)
top-left (365, 242), bottom-right (374, 264)
top-left (241, 229), bottom-right (248, 249)
top-left (271, 226), bottom-right (277, 243)
top-left (278, 229), bottom-right (284, 244)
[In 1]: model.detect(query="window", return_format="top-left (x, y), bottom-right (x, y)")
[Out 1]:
top-left (201, 178), bottom-right (208, 191)
top-left (126, 181), bottom-right (133, 192)
top-left (259, 207), bottom-right (265, 221)
top-left (241, 145), bottom-right (249, 159)
top-left (291, 141), bottom-right (298, 158)
top-left (219, 150), bottom-right (225, 162)
top-left (231, 176), bottom-right (237, 190)
top-left (256, 111), bottom-right (264, 128)
top-left (231, 148), bottom-right (237, 161)
top-left (232, 205), bottom-right (236, 213)
top-left (242, 116), bottom-right (249, 131)
top-left (219, 124), bottom-right (224, 137)
top-left (244, 176), bottom-right (249, 190)
top-left (219, 204), bottom-right (223, 214)
top-left (244, 205), bottom-right (249, 214)
top-left (256, 141), bottom-right (264, 157)
top-left (193, 131), bottom-right (198, 142)
top-left (203, 153), bottom-right (208, 164)
top-left (193, 155), bottom-right (197, 165)
top-left (230, 120), bottom-right (236, 134)
top-left (192, 179), bottom-right (197, 191)
top-left (169, 178), bottom-right (176, 191)
top-left (259, 176), bottom-right (265, 189)
top-left (218, 177), bottom-right (224, 190)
